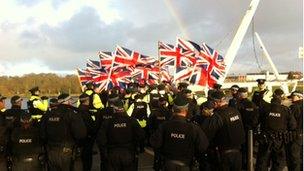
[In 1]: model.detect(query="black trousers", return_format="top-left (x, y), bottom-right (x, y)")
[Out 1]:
top-left (12, 157), bottom-right (42, 171)
top-left (105, 148), bottom-right (137, 171)
top-left (220, 150), bottom-right (242, 171)
top-left (48, 147), bottom-right (83, 171)
top-left (255, 141), bottom-right (286, 171)
top-left (81, 138), bottom-right (95, 171)
top-left (286, 136), bottom-right (303, 171)
top-left (163, 160), bottom-right (190, 171)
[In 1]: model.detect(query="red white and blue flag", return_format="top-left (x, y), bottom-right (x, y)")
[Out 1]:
top-left (98, 51), bottom-right (113, 71)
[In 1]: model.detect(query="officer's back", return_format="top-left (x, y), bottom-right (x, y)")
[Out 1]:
top-left (150, 97), bottom-right (209, 171)
top-left (4, 96), bottom-right (26, 130)
top-left (96, 100), bottom-right (145, 171)
top-left (40, 94), bottom-right (86, 171)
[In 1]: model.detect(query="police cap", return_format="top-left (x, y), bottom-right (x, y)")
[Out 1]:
top-left (273, 88), bottom-right (284, 97)
top-left (29, 86), bottom-right (39, 94)
top-left (11, 95), bottom-right (22, 104)
top-left (230, 85), bottom-right (239, 91)
top-left (108, 93), bottom-right (120, 103)
top-left (49, 98), bottom-right (58, 106)
top-left (58, 93), bottom-right (71, 103)
top-left (157, 84), bottom-right (166, 90)
top-left (182, 89), bottom-right (192, 95)
top-left (112, 100), bottom-right (124, 110)
top-left (173, 95), bottom-right (189, 109)
top-left (238, 87), bottom-right (248, 93)
top-left (0, 94), bottom-right (6, 101)
top-left (178, 82), bottom-right (189, 90)
top-left (288, 90), bottom-right (303, 98)
top-left (256, 79), bottom-right (266, 84)
top-left (213, 83), bottom-right (222, 90)
top-left (200, 100), bottom-right (215, 110)
top-left (211, 91), bottom-right (225, 101)
top-left (86, 82), bottom-right (95, 89)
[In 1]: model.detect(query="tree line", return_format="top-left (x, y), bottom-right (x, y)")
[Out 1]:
top-left (0, 73), bottom-right (82, 97)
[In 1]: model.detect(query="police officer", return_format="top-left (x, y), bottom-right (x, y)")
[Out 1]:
top-left (150, 96), bottom-right (209, 171)
top-left (228, 85), bottom-right (240, 109)
top-left (236, 88), bottom-right (259, 170)
top-left (181, 89), bottom-right (200, 119)
top-left (10, 113), bottom-right (42, 171)
top-left (84, 82), bottom-right (104, 112)
top-left (40, 93), bottom-right (87, 171)
top-left (4, 96), bottom-right (27, 130)
top-left (96, 100), bottom-right (145, 170)
top-left (27, 86), bottom-right (48, 121)
top-left (255, 89), bottom-right (297, 171)
top-left (158, 84), bottom-right (174, 106)
top-left (251, 79), bottom-right (272, 108)
top-left (286, 91), bottom-right (303, 171)
top-left (203, 91), bottom-right (245, 171)
top-left (78, 93), bottom-right (98, 171)
top-left (127, 94), bottom-right (151, 129)
top-left (192, 101), bottom-right (217, 171)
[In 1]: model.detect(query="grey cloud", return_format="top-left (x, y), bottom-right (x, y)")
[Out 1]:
top-left (11, 0), bottom-right (303, 73)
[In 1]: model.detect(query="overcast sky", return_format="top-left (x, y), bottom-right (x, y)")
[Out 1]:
top-left (0, 0), bottom-right (302, 76)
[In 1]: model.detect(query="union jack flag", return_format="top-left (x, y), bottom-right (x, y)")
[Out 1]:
top-left (174, 66), bottom-right (193, 82)
top-left (76, 68), bottom-right (93, 90)
top-left (98, 51), bottom-right (113, 71)
top-left (86, 59), bottom-right (107, 73)
top-left (132, 66), bottom-right (160, 85)
top-left (190, 43), bottom-right (226, 88)
top-left (113, 46), bottom-right (156, 69)
top-left (159, 41), bottom-right (196, 68)
top-left (106, 67), bottom-right (132, 89)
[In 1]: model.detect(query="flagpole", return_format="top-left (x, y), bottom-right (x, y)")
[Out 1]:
top-left (157, 41), bottom-right (162, 84)
top-left (105, 47), bottom-right (117, 90)
top-left (76, 69), bottom-right (85, 92)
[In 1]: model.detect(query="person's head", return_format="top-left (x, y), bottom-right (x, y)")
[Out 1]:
top-left (237, 88), bottom-right (248, 99)
top-left (20, 113), bottom-right (33, 129)
top-left (182, 89), bottom-right (193, 99)
top-left (49, 98), bottom-right (58, 109)
top-left (79, 93), bottom-right (90, 106)
top-left (230, 85), bottom-right (239, 97)
top-left (85, 82), bottom-right (95, 90)
top-left (112, 100), bottom-right (124, 113)
top-left (158, 97), bottom-right (168, 108)
top-left (58, 93), bottom-right (71, 105)
top-left (200, 100), bottom-right (215, 117)
top-left (108, 94), bottom-right (120, 107)
top-left (256, 79), bottom-right (266, 90)
top-left (273, 88), bottom-right (285, 100)
top-left (11, 96), bottom-right (22, 107)
top-left (158, 84), bottom-right (166, 95)
top-left (212, 91), bottom-right (226, 108)
top-left (288, 91), bottom-right (303, 103)
top-left (172, 95), bottom-right (189, 116)
top-left (177, 82), bottom-right (189, 92)
top-left (213, 83), bottom-right (222, 90)
top-left (29, 86), bottom-right (40, 96)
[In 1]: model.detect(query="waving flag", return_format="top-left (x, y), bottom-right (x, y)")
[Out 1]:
top-left (76, 68), bottom-right (93, 91)
top-left (189, 43), bottom-right (225, 87)
top-left (98, 51), bottom-right (113, 71)
top-left (132, 66), bottom-right (160, 84)
top-left (106, 67), bottom-right (132, 89)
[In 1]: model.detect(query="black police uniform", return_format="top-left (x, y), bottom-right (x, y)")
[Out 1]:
top-left (286, 99), bottom-right (303, 171)
top-left (237, 98), bottom-right (259, 170)
top-left (78, 103), bottom-right (98, 171)
top-left (40, 104), bottom-right (87, 171)
top-left (10, 117), bottom-right (42, 171)
top-left (3, 105), bottom-right (25, 130)
top-left (96, 106), bottom-right (145, 171)
top-left (204, 104), bottom-right (245, 171)
top-left (255, 98), bottom-right (297, 171)
top-left (150, 114), bottom-right (209, 171)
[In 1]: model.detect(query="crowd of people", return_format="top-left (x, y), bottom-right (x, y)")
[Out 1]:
top-left (0, 78), bottom-right (302, 171)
